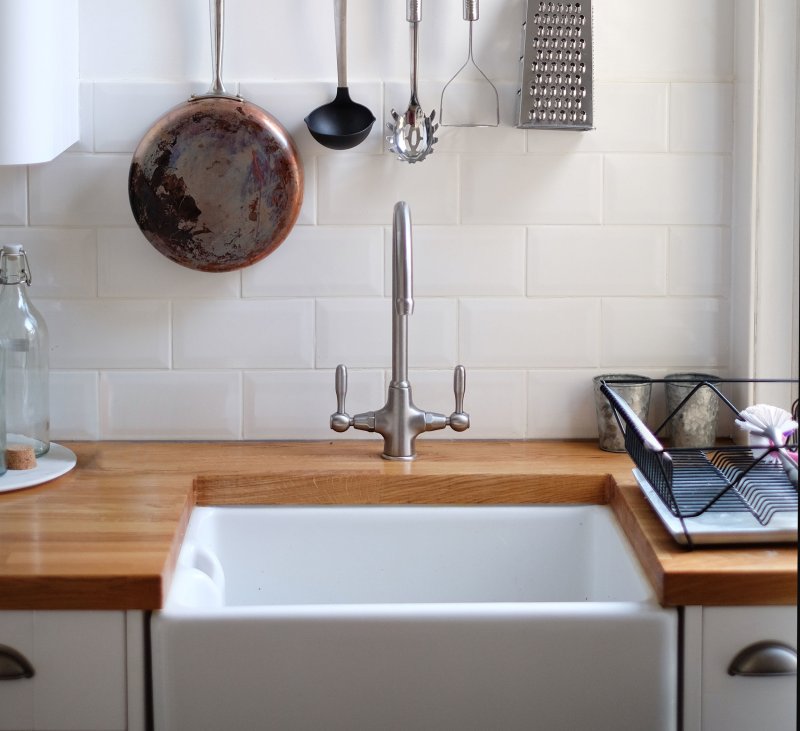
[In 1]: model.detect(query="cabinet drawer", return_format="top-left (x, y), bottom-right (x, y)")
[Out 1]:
top-left (0, 611), bottom-right (127, 731)
top-left (702, 606), bottom-right (797, 731)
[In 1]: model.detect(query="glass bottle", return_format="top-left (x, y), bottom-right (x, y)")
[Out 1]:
top-left (0, 244), bottom-right (49, 456)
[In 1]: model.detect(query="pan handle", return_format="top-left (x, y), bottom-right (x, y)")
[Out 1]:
top-left (208, 0), bottom-right (227, 95)
top-left (195, 0), bottom-right (239, 100)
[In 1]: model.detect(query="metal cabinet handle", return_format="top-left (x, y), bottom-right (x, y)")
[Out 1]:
top-left (728, 641), bottom-right (797, 677)
top-left (0, 644), bottom-right (35, 680)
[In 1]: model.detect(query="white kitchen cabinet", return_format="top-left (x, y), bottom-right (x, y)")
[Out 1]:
top-left (0, 0), bottom-right (79, 164)
top-left (682, 605), bottom-right (798, 731)
top-left (0, 610), bottom-right (145, 731)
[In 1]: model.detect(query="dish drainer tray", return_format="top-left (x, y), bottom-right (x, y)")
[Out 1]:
top-left (600, 379), bottom-right (798, 547)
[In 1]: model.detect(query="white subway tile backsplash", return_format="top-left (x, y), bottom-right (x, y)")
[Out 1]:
top-left (527, 226), bottom-right (666, 296)
top-left (0, 166), bottom-right (27, 225)
top-left (50, 371), bottom-right (100, 440)
top-left (670, 84), bottom-right (734, 153)
top-left (316, 298), bottom-right (387, 368)
top-left (39, 300), bottom-right (171, 369)
top-left (527, 370), bottom-right (598, 439)
top-left (2, 228), bottom-right (97, 298)
top-left (317, 155), bottom-right (459, 225)
top-left (29, 154), bottom-right (134, 226)
top-left (173, 300), bottom-right (314, 369)
top-left (604, 154), bottom-right (730, 225)
top-left (93, 82), bottom-right (197, 153)
top-left (460, 155), bottom-right (603, 224)
top-left (596, 0), bottom-right (734, 82)
top-left (460, 298), bottom-right (601, 368)
top-left (668, 227), bottom-right (728, 296)
top-left (243, 226), bottom-right (383, 298)
top-left (101, 371), bottom-right (241, 439)
top-left (243, 369), bottom-right (385, 440)
top-left (79, 1), bottom-right (207, 81)
top-left (316, 298), bottom-right (458, 369)
top-left (387, 226), bottom-right (526, 296)
top-left (601, 297), bottom-right (726, 368)
top-left (97, 228), bottom-right (240, 298)
top-left (526, 84), bottom-right (669, 154)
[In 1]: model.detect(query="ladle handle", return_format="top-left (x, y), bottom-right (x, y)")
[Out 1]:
top-left (208, 0), bottom-right (227, 95)
top-left (464, 0), bottom-right (479, 21)
top-left (334, 0), bottom-right (347, 88)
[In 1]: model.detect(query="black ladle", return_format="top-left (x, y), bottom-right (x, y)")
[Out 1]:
top-left (305, 0), bottom-right (375, 150)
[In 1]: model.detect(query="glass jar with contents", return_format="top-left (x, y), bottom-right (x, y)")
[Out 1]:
top-left (0, 244), bottom-right (49, 456)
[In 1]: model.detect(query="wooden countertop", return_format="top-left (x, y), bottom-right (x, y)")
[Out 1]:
top-left (0, 441), bottom-right (795, 610)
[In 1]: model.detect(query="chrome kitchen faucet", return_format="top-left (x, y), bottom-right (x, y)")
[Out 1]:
top-left (330, 201), bottom-right (469, 460)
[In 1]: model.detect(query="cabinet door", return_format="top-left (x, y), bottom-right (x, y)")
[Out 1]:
top-left (0, 611), bottom-right (127, 731)
top-left (702, 606), bottom-right (797, 731)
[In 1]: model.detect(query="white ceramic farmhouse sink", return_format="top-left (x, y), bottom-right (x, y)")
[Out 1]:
top-left (152, 505), bottom-right (677, 731)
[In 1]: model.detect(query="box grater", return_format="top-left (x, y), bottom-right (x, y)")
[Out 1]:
top-left (515, 0), bottom-right (594, 130)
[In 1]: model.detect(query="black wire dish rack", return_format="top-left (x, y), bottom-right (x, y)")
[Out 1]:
top-left (600, 378), bottom-right (798, 549)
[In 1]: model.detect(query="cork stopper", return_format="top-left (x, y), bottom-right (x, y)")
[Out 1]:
top-left (6, 445), bottom-right (37, 470)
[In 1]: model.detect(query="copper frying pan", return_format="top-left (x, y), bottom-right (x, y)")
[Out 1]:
top-left (128, 0), bottom-right (303, 273)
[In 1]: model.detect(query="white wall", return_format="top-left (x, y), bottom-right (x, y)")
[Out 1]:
top-left (0, 0), bottom-right (735, 441)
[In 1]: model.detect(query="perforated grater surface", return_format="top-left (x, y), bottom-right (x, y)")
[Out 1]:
top-left (516, 0), bottom-right (593, 130)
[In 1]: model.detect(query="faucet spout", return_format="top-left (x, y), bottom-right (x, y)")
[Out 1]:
top-left (392, 201), bottom-right (414, 386)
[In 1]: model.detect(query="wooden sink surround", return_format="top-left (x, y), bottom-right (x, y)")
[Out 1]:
top-left (0, 441), bottom-right (796, 610)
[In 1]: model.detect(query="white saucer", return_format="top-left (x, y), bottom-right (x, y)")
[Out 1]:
top-left (0, 443), bottom-right (77, 494)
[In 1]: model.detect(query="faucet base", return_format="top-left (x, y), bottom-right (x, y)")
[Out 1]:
top-left (381, 452), bottom-right (416, 462)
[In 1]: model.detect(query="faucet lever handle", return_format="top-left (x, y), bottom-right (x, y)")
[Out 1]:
top-left (335, 364), bottom-right (347, 412)
top-left (454, 365), bottom-right (465, 413)
top-left (330, 364), bottom-right (353, 432)
top-left (448, 365), bottom-right (470, 432)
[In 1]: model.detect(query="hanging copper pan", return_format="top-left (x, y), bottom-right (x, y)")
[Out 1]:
top-left (128, 0), bottom-right (303, 273)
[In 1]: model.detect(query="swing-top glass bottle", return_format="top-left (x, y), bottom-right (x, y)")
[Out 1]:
top-left (0, 244), bottom-right (49, 456)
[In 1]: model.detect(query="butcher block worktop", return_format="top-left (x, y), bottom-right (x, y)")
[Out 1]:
top-left (0, 441), bottom-right (795, 610)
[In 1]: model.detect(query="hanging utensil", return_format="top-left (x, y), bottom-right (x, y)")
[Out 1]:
top-left (439, 0), bottom-right (499, 127)
top-left (387, 0), bottom-right (437, 163)
top-left (305, 0), bottom-right (375, 150)
top-left (128, 0), bottom-right (303, 273)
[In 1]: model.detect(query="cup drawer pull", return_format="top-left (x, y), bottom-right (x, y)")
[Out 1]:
top-left (0, 644), bottom-right (35, 680)
top-left (728, 641), bottom-right (797, 677)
